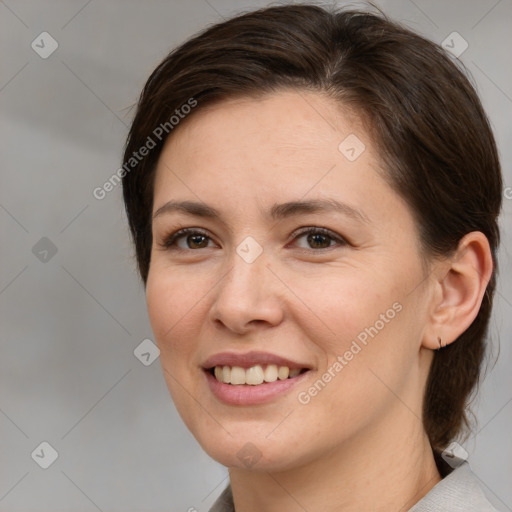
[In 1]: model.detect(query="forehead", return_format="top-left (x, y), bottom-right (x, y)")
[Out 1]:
top-left (153, 90), bottom-right (380, 197)
top-left (167, 90), bottom-right (362, 151)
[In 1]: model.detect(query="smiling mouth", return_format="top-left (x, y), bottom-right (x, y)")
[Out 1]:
top-left (208, 364), bottom-right (309, 385)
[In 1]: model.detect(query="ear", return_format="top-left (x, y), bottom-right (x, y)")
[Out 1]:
top-left (422, 232), bottom-right (494, 350)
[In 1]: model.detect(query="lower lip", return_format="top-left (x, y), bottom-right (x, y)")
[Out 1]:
top-left (204, 370), bottom-right (310, 405)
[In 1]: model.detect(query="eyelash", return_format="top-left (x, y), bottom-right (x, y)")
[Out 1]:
top-left (159, 226), bottom-right (348, 252)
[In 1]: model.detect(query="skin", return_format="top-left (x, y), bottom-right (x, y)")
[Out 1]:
top-left (146, 90), bottom-right (493, 511)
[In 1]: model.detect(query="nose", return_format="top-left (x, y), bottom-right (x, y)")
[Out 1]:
top-left (209, 249), bottom-right (284, 335)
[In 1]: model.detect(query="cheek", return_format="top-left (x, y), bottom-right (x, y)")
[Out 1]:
top-left (145, 265), bottom-right (205, 360)
top-left (145, 266), bottom-right (208, 424)
top-left (288, 265), bottom-right (398, 356)
top-left (296, 260), bottom-right (423, 392)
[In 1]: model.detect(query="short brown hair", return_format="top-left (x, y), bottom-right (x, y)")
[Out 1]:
top-left (121, 4), bottom-right (502, 453)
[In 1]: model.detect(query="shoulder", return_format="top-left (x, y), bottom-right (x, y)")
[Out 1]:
top-left (409, 461), bottom-right (499, 512)
top-left (209, 484), bottom-right (234, 512)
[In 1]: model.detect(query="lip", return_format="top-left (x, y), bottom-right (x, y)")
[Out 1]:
top-left (201, 350), bottom-right (311, 370)
top-left (201, 351), bottom-right (313, 406)
top-left (204, 368), bottom-right (311, 405)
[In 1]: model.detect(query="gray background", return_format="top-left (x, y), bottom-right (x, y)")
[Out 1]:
top-left (0, 0), bottom-right (511, 511)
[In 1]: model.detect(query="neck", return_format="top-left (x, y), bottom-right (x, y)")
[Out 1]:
top-left (228, 407), bottom-right (441, 511)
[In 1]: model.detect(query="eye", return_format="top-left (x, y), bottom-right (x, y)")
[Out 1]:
top-left (159, 226), bottom-right (348, 252)
top-left (160, 228), bottom-right (215, 251)
top-left (291, 227), bottom-right (348, 250)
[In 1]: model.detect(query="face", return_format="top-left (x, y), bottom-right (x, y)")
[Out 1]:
top-left (146, 90), bottom-right (435, 472)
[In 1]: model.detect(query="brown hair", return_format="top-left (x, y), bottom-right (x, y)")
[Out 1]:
top-left (121, 4), bottom-right (502, 453)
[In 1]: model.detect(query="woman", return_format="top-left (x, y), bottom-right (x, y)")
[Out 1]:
top-left (121, 4), bottom-right (502, 510)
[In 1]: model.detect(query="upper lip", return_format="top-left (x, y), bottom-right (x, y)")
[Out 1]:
top-left (202, 351), bottom-right (312, 370)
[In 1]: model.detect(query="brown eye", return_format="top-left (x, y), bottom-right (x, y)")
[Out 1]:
top-left (293, 227), bottom-right (347, 250)
top-left (160, 226), bottom-right (348, 252)
top-left (305, 232), bottom-right (332, 249)
top-left (161, 228), bottom-right (214, 250)
top-left (185, 234), bottom-right (210, 249)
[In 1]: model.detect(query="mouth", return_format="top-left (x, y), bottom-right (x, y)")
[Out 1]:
top-left (201, 351), bottom-right (312, 405)
top-left (207, 364), bottom-right (309, 385)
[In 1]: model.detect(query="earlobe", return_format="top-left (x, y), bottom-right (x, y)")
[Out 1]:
top-left (422, 232), bottom-right (493, 351)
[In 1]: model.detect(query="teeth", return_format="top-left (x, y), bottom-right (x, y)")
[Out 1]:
top-left (264, 364), bottom-right (278, 382)
top-left (278, 366), bottom-right (289, 380)
top-left (246, 365), bottom-right (264, 385)
top-left (230, 366), bottom-right (246, 385)
top-left (212, 364), bottom-right (304, 385)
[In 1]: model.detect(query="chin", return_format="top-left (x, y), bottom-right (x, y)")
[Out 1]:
top-left (190, 424), bottom-right (311, 472)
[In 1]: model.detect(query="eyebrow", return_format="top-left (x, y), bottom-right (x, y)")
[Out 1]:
top-left (153, 198), bottom-right (370, 224)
